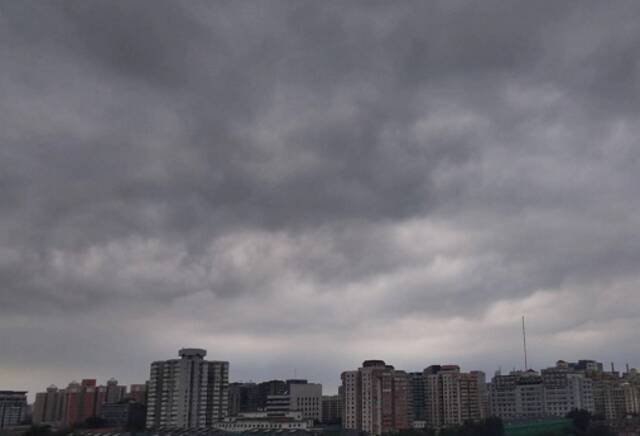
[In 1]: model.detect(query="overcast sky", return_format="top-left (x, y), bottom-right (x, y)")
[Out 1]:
top-left (1, 1), bottom-right (640, 399)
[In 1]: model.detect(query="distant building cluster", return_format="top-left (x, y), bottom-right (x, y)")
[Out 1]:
top-left (7, 351), bottom-right (639, 436)
top-left (489, 360), bottom-right (640, 423)
top-left (31, 378), bottom-right (146, 428)
top-left (341, 361), bottom-right (486, 434)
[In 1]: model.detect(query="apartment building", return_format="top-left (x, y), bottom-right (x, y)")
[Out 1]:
top-left (0, 391), bottom-right (28, 428)
top-left (146, 348), bottom-right (229, 429)
top-left (489, 362), bottom-right (595, 421)
top-left (341, 360), bottom-right (411, 435)
top-left (424, 365), bottom-right (486, 429)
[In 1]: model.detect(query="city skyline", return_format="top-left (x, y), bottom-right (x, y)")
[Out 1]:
top-left (16, 353), bottom-right (639, 403)
top-left (2, 0), bottom-right (640, 411)
top-left (22, 352), bottom-right (640, 433)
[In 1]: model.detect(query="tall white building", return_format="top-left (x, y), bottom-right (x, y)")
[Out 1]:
top-left (541, 367), bottom-right (594, 416)
top-left (489, 371), bottom-right (545, 421)
top-left (341, 370), bottom-right (360, 430)
top-left (146, 348), bottom-right (229, 429)
top-left (489, 363), bottom-right (595, 421)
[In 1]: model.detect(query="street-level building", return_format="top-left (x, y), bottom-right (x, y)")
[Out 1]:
top-left (213, 411), bottom-right (312, 432)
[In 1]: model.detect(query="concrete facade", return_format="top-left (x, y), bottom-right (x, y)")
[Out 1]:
top-left (0, 391), bottom-right (28, 428)
top-left (340, 360), bottom-right (411, 435)
top-left (424, 365), bottom-right (486, 429)
top-left (146, 348), bottom-right (229, 429)
top-left (489, 363), bottom-right (595, 421)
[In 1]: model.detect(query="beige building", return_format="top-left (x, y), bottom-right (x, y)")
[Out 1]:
top-left (33, 386), bottom-right (65, 425)
top-left (424, 365), bottom-right (486, 429)
top-left (341, 360), bottom-right (410, 435)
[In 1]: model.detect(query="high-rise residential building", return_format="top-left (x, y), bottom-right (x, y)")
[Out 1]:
top-left (0, 391), bottom-right (28, 428)
top-left (392, 370), bottom-right (411, 430)
top-left (541, 366), bottom-right (594, 417)
top-left (128, 384), bottom-right (147, 406)
top-left (63, 381), bottom-right (81, 426)
top-left (581, 364), bottom-right (640, 421)
top-left (32, 378), bottom-right (139, 427)
top-left (588, 371), bottom-right (632, 421)
top-left (321, 395), bottom-right (342, 424)
top-left (33, 380), bottom-right (84, 426)
top-left (489, 371), bottom-right (546, 421)
top-left (341, 370), bottom-right (360, 430)
top-left (424, 365), bottom-right (486, 429)
top-left (621, 382), bottom-right (640, 416)
top-left (33, 385), bottom-right (65, 425)
top-left (409, 372), bottom-right (426, 423)
top-left (146, 348), bottom-right (229, 429)
top-left (489, 361), bottom-right (595, 421)
top-left (489, 371), bottom-right (541, 421)
top-left (340, 360), bottom-right (411, 435)
top-left (105, 378), bottom-right (127, 404)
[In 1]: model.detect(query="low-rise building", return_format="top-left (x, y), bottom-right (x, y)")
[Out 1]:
top-left (213, 411), bottom-right (313, 432)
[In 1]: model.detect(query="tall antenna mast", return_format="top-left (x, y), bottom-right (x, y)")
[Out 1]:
top-left (522, 315), bottom-right (528, 370)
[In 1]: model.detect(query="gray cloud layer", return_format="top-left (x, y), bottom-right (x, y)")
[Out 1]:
top-left (1, 1), bottom-right (639, 397)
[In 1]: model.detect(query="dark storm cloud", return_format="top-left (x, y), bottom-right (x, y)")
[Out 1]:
top-left (1, 0), bottom-right (640, 396)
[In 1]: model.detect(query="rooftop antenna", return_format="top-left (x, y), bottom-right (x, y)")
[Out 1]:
top-left (522, 316), bottom-right (528, 370)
